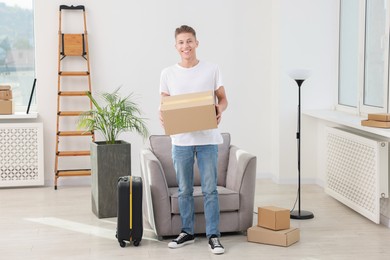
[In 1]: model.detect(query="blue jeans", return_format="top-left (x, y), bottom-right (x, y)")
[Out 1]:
top-left (172, 144), bottom-right (220, 238)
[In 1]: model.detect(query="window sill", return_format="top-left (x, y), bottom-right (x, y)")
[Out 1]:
top-left (0, 112), bottom-right (38, 120)
top-left (303, 109), bottom-right (390, 138)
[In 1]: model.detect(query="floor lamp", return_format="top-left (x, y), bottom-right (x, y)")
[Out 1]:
top-left (289, 69), bottom-right (314, 220)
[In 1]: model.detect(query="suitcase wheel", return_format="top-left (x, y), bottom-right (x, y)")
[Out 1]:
top-left (119, 240), bottom-right (126, 248)
top-left (133, 240), bottom-right (140, 247)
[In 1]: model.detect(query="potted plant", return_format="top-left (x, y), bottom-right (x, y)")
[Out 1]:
top-left (78, 87), bottom-right (149, 218)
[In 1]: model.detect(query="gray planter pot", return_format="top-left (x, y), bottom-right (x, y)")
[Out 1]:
top-left (91, 140), bottom-right (131, 218)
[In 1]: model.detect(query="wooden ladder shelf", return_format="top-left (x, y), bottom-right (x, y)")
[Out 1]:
top-left (54, 5), bottom-right (95, 190)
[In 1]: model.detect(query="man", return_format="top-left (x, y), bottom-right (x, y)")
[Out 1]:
top-left (159, 25), bottom-right (228, 255)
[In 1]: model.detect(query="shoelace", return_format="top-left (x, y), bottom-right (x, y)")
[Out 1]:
top-left (175, 232), bottom-right (188, 242)
top-left (210, 237), bottom-right (222, 247)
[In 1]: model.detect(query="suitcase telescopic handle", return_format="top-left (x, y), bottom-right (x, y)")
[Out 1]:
top-left (59, 5), bottom-right (85, 11)
top-left (118, 176), bottom-right (129, 183)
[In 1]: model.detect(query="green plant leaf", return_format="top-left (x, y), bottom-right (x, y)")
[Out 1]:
top-left (77, 87), bottom-right (149, 144)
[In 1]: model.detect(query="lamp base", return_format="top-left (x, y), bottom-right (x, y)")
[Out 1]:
top-left (290, 210), bottom-right (314, 220)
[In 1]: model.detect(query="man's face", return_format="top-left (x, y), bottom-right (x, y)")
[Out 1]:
top-left (175, 32), bottom-right (198, 61)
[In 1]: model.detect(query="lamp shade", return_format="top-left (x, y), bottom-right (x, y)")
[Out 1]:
top-left (288, 69), bottom-right (311, 81)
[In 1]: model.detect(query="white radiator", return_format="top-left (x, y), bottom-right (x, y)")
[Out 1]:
top-left (0, 123), bottom-right (44, 187)
top-left (325, 127), bottom-right (389, 224)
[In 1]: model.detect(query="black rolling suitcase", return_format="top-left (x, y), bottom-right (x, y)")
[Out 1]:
top-left (116, 176), bottom-right (143, 247)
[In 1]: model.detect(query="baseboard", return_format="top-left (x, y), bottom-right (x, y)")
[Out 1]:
top-left (271, 177), bottom-right (318, 185)
top-left (255, 172), bottom-right (324, 187)
top-left (45, 172), bottom-right (144, 187)
top-left (380, 214), bottom-right (390, 228)
top-left (45, 176), bottom-right (91, 187)
top-left (256, 172), bottom-right (273, 179)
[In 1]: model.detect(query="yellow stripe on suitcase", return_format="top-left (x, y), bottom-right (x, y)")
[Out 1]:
top-left (130, 176), bottom-right (133, 235)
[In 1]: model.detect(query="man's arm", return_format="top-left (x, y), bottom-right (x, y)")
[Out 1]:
top-left (215, 86), bottom-right (228, 124)
top-left (160, 92), bottom-right (170, 127)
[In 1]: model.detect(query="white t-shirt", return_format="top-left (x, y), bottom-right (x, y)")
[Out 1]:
top-left (160, 60), bottom-right (224, 146)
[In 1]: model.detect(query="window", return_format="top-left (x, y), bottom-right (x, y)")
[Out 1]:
top-left (338, 0), bottom-right (359, 108)
top-left (363, 0), bottom-right (388, 108)
top-left (338, 0), bottom-right (390, 114)
top-left (0, 0), bottom-right (35, 112)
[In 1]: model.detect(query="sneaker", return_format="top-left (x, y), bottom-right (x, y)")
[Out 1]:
top-left (208, 235), bottom-right (225, 254)
top-left (168, 231), bottom-right (195, 248)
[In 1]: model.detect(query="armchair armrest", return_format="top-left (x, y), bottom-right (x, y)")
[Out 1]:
top-left (226, 145), bottom-right (257, 230)
top-left (226, 145), bottom-right (257, 191)
top-left (140, 148), bottom-right (172, 235)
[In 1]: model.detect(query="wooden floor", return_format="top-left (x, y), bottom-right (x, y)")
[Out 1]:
top-left (1, 179), bottom-right (390, 260)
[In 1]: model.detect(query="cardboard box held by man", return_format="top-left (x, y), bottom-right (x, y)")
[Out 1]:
top-left (160, 90), bottom-right (217, 135)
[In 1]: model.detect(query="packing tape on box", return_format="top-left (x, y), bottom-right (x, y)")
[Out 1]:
top-left (163, 96), bottom-right (212, 106)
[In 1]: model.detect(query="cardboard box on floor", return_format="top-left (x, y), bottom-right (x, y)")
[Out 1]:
top-left (258, 206), bottom-right (290, 230)
top-left (247, 226), bottom-right (300, 247)
top-left (161, 91), bottom-right (217, 135)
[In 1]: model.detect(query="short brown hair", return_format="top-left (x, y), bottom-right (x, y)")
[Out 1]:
top-left (175, 25), bottom-right (196, 39)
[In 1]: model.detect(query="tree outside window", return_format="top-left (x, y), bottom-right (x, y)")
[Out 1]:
top-left (0, 1), bottom-right (35, 112)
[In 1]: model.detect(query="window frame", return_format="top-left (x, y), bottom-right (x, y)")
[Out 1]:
top-left (337, 0), bottom-right (390, 116)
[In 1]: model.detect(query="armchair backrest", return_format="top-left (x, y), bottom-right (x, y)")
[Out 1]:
top-left (149, 133), bottom-right (231, 187)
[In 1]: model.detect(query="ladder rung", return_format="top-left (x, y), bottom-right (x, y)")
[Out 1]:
top-left (57, 130), bottom-right (93, 136)
top-left (56, 169), bottom-right (91, 177)
top-left (59, 71), bottom-right (89, 76)
top-left (58, 111), bottom-right (87, 116)
top-left (59, 91), bottom-right (90, 96)
top-left (57, 151), bottom-right (91, 156)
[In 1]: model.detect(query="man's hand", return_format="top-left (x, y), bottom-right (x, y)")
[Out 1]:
top-left (215, 86), bottom-right (228, 125)
top-left (216, 104), bottom-right (222, 124)
top-left (160, 92), bottom-right (170, 128)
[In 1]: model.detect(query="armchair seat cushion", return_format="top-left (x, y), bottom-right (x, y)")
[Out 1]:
top-left (169, 186), bottom-right (239, 214)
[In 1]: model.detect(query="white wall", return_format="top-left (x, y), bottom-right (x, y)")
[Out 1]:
top-left (34, 0), bottom-right (339, 187)
top-left (34, 0), bottom-right (274, 186)
top-left (272, 0), bottom-right (339, 183)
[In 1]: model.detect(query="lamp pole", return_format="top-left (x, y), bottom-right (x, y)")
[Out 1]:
top-left (290, 78), bottom-right (314, 220)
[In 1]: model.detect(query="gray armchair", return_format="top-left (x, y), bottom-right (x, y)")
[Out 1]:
top-left (140, 133), bottom-right (257, 238)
